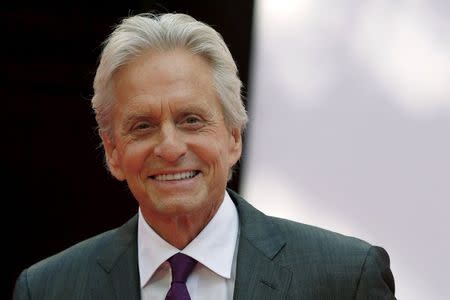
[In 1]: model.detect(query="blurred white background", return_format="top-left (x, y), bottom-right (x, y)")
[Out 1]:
top-left (242, 1), bottom-right (450, 299)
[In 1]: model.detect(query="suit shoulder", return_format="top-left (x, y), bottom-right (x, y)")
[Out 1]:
top-left (269, 215), bottom-right (372, 255)
top-left (27, 227), bottom-right (119, 276)
top-left (14, 216), bottom-right (138, 299)
top-left (26, 214), bottom-right (137, 277)
top-left (228, 189), bottom-right (373, 255)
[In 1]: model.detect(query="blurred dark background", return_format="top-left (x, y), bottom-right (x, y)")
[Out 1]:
top-left (5, 1), bottom-right (254, 298)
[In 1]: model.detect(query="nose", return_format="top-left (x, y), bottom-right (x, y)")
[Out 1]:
top-left (153, 123), bottom-right (187, 162)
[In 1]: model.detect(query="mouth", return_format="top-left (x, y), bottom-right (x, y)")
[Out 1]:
top-left (150, 170), bottom-right (201, 181)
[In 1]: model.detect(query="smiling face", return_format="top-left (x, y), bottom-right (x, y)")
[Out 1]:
top-left (102, 48), bottom-right (242, 226)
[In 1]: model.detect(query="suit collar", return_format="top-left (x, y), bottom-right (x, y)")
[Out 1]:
top-left (227, 189), bottom-right (292, 299)
top-left (96, 215), bottom-right (141, 300)
top-left (228, 189), bottom-right (286, 259)
top-left (95, 189), bottom-right (285, 266)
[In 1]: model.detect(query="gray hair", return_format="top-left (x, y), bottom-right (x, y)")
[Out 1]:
top-left (91, 13), bottom-right (248, 139)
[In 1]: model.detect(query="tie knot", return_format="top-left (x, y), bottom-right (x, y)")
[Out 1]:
top-left (168, 253), bottom-right (197, 283)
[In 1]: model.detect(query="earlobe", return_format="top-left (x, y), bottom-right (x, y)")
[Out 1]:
top-left (101, 133), bottom-right (126, 181)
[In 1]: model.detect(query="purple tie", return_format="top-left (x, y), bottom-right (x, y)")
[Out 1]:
top-left (165, 253), bottom-right (197, 300)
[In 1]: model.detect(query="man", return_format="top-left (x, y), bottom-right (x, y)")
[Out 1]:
top-left (13, 13), bottom-right (396, 299)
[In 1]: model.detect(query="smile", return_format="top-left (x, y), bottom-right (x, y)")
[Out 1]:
top-left (150, 170), bottom-right (200, 181)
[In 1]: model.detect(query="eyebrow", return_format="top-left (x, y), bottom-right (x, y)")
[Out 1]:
top-left (176, 104), bottom-right (214, 117)
top-left (120, 100), bottom-right (218, 128)
top-left (121, 109), bottom-right (159, 130)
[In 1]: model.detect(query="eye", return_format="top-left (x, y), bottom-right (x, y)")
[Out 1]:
top-left (132, 121), bottom-right (152, 131)
top-left (185, 116), bottom-right (201, 124)
top-left (180, 115), bottom-right (204, 129)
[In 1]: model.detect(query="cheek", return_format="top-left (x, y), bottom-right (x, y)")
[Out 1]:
top-left (189, 137), bottom-right (232, 170)
top-left (120, 141), bottom-right (151, 173)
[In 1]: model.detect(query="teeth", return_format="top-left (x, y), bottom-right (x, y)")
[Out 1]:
top-left (153, 171), bottom-right (197, 181)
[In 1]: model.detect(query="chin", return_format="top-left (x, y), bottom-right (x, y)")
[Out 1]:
top-left (152, 196), bottom-right (205, 216)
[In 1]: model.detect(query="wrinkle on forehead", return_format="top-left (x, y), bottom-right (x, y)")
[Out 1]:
top-left (113, 48), bottom-right (214, 97)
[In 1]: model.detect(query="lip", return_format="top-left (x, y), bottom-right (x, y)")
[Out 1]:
top-left (148, 169), bottom-right (201, 178)
top-left (148, 170), bottom-right (202, 189)
top-left (150, 170), bottom-right (200, 181)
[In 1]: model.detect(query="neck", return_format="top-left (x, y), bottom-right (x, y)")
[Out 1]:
top-left (141, 202), bottom-right (221, 249)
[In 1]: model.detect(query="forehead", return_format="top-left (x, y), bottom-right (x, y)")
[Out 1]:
top-left (112, 48), bottom-right (217, 109)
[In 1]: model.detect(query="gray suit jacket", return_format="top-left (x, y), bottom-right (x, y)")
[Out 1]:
top-left (14, 190), bottom-right (395, 299)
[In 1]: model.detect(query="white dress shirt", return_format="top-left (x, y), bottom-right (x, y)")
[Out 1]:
top-left (138, 191), bottom-right (239, 300)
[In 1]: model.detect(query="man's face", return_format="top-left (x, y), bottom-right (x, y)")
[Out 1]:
top-left (103, 48), bottom-right (242, 223)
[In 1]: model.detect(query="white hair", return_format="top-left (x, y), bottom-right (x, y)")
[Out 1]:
top-left (91, 13), bottom-right (248, 139)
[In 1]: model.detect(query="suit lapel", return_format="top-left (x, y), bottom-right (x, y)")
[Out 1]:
top-left (228, 190), bottom-right (292, 300)
top-left (95, 215), bottom-right (141, 300)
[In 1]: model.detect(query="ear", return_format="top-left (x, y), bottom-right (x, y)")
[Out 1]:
top-left (228, 127), bottom-right (243, 166)
top-left (101, 132), bottom-right (126, 181)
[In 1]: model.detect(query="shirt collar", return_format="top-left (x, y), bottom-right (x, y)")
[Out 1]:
top-left (138, 191), bottom-right (239, 287)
